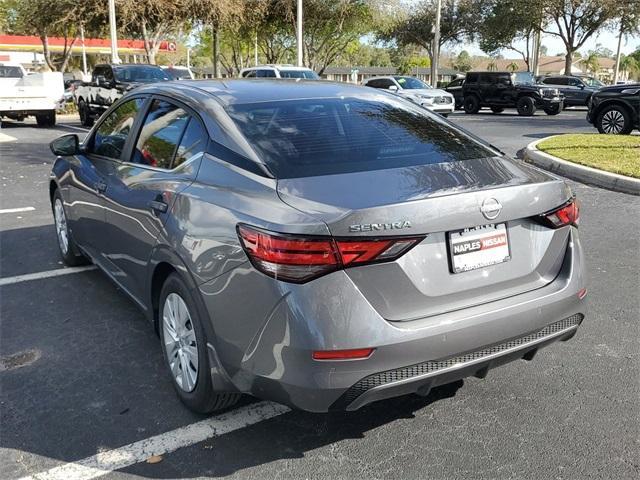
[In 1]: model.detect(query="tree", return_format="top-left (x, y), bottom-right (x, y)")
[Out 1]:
top-left (487, 58), bottom-right (498, 71)
top-left (582, 51), bottom-right (600, 74)
top-left (612, 0), bottom-right (640, 82)
top-left (477, 0), bottom-right (545, 71)
top-left (378, 0), bottom-right (478, 69)
top-left (506, 61), bottom-right (519, 72)
top-left (117, 0), bottom-right (190, 65)
top-left (451, 50), bottom-right (473, 72)
top-left (542, 0), bottom-right (618, 75)
top-left (5, 0), bottom-right (105, 72)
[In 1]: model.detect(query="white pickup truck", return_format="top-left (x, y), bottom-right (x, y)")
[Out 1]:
top-left (0, 63), bottom-right (64, 127)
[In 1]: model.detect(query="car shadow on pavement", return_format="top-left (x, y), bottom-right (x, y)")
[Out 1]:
top-left (122, 382), bottom-right (465, 478)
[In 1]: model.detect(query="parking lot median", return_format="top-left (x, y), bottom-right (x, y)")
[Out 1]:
top-left (525, 134), bottom-right (640, 195)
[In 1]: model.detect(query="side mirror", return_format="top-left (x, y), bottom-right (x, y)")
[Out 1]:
top-left (50, 134), bottom-right (80, 156)
top-left (579, 84), bottom-right (585, 89)
top-left (388, 85), bottom-right (399, 92)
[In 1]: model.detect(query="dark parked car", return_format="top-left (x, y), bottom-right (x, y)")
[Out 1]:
top-left (74, 64), bottom-right (171, 126)
top-left (463, 71), bottom-right (563, 116)
top-left (48, 80), bottom-right (586, 414)
top-left (539, 75), bottom-right (603, 107)
top-left (587, 83), bottom-right (640, 134)
top-left (445, 77), bottom-right (464, 109)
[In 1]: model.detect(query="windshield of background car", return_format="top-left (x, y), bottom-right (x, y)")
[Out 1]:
top-left (394, 76), bottom-right (431, 89)
top-left (113, 66), bottom-right (170, 82)
top-left (279, 70), bottom-right (319, 79)
top-left (0, 66), bottom-right (23, 78)
top-left (512, 72), bottom-right (535, 85)
top-left (582, 77), bottom-right (604, 88)
top-left (227, 96), bottom-right (493, 178)
top-left (165, 68), bottom-right (191, 80)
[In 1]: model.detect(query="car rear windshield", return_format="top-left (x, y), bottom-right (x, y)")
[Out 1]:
top-left (113, 65), bottom-right (170, 82)
top-left (0, 66), bottom-right (23, 78)
top-left (227, 96), bottom-right (493, 178)
top-left (278, 70), bottom-right (319, 79)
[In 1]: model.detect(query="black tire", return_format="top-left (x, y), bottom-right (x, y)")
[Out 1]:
top-left (51, 189), bottom-right (89, 266)
top-left (78, 99), bottom-right (94, 127)
top-left (441, 113), bottom-right (449, 118)
top-left (159, 273), bottom-right (241, 414)
top-left (516, 96), bottom-right (536, 116)
top-left (463, 95), bottom-right (480, 114)
top-left (36, 110), bottom-right (56, 127)
top-left (490, 106), bottom-right (504, 114)
top-left (544, 104), bottom-right (562, 115)
top-left (596, 104), bottom-right (633, 135)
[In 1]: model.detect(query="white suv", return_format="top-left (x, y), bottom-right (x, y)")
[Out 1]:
top-left (240, 65), bottom-right (319, 80)
top-left (363, 76), bottom-right (455, 117)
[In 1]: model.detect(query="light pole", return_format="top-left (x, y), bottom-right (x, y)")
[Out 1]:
top-left (296, 0), bottom-right (303, 67)
top-left (108, 0), bottom-right (121, 64)
top-left (430, 0), bottom-right (441, 87)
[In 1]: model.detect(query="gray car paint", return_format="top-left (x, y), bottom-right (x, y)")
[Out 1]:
top-left (50, 80), bottom-right (587, 412)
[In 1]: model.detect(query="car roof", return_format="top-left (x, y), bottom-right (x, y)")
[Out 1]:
top-left (132, 79), bottom-right (392, 106)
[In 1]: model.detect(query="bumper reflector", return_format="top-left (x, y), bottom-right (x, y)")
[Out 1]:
top-left (313, 348), bottom-right (374, 361)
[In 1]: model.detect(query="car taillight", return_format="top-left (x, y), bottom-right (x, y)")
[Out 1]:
top-left (536, 198), bottom-right (580, 228)
top-left (237, 224), bottom-right (424, 283)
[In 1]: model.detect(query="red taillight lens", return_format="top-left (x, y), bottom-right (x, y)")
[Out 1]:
top-left (237, 225), bottom-right (423, 283)
top-left (313, 348), bottom-right (374, 360)
top-left (537, 198), bottom-right (580, 228)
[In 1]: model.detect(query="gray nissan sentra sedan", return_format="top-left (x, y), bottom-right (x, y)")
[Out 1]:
top-left (48, 80), bottom-right (587, 413)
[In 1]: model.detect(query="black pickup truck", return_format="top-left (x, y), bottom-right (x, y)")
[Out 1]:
top-left (74, 64), bottom-right (170, 126)
top-left (462, 71), bottom-right (564, 116)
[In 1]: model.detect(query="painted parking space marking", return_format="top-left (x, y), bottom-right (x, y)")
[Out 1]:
top-left (0, 207), bottom-right (36, 214)
top-left (0, 266), bottom-right (97, 287)
top-left (58, 124), bottom-right (90, 133)
top-left (0, 132), bottom-right (17, 142)
top-left (19, 401), bottom-right (291, 480)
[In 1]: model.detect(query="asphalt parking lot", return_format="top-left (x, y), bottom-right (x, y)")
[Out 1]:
top-left (1, 109), bottom-right (639, 480)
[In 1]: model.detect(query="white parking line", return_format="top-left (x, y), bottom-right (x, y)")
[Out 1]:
top-left (58, 124), bottom-right (89, 133)
top-left (0, 207), bottom-right (36, 214)
top-left (0, 266), bottom-right (97, 286)
top-left (0, 132), bottom-right (17, 142)
top-left (19, 401), bottom-right (291, 480)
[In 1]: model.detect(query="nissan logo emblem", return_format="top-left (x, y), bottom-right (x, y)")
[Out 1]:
top-left (480, 198), bottom-right (502, 220)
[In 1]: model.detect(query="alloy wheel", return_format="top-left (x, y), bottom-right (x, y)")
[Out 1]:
top-left (162, 293), bottom-right (199, 392)
top-left (601, 110), bottom-right (625, 134)
top-left (54, 198), bottom-right (69, 255)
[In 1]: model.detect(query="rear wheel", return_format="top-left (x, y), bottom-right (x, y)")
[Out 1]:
top-left (463, 96), bottom-right (480, 114)
top-left (516, 96), bottom-right (536, 116)
top-left (159, 273), bottom-right (240, 414)
top-left (78, 100), bottom-right (94, 127)
top-left (544, 104), bottom-right (562, 115)
top-left (596, 105), bottom-right (633, 134)
top-left (52, 189), bottom-right (89, 266)
top-left (490, 106), bottom-right (504, 114)
top-left (36, 110), bottom-right (56, 127)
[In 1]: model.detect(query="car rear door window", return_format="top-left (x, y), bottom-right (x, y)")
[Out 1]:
top-left (257, 69), bottom-right (277, 78)
top-left (92, 98), bottom-right (145, 160)
top-left (132, 99), bottom-right (190, 169)
top-left (227, 97), bottom-right (493, 178)
top-left (173, 117), bottom-right (207, 167)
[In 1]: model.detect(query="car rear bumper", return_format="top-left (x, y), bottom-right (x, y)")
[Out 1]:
top-left (199, 228), bottom-right (586, 412)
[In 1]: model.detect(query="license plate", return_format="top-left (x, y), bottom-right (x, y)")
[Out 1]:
top-left (448, 223), bottom-right (510, 273)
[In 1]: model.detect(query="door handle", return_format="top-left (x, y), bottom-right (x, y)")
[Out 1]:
top-left (148, 200), bottom-right (168, 215)
top-left (94, 179), bottom-right (107, 193)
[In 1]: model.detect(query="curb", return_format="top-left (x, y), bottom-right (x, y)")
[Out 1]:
top-left (524, 136), bottom-right (640, 196)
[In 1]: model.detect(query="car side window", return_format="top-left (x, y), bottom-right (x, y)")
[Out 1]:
top-left (243, 70), bottom-right (257, 78)
top-left (257, 69), bottom-right (276, 78)
top-left (568, 78), bottom-right (581, 87)
top-left (92, 66), bottom-right (105, 83)
top-left (103, 67), bottom-right (114, 83)
top-left (173, 117), bottom-right (207, 168)
top-left (92, 98), bottom-right (145, 160)
top-left (466, 73), bottom-right (478, 84)
top-left (132, 99), bottom-right (190, 169)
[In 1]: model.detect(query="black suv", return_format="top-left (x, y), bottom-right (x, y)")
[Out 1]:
top-left (462, 71), bottom-right (563, 116)
top-left (539, 75), bottom-right (603, 106)
top-left (587, 83), bottom-right (640, 134)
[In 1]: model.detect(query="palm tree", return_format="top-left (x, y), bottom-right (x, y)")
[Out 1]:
top-left (487, 59), bottom-right (498, 71)
top-left (582, 52), bottom-right (600, 76)
top-left (620, 54), bottom-right (639, 81)
top-left (506, 61), bottom-right (519, 72)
